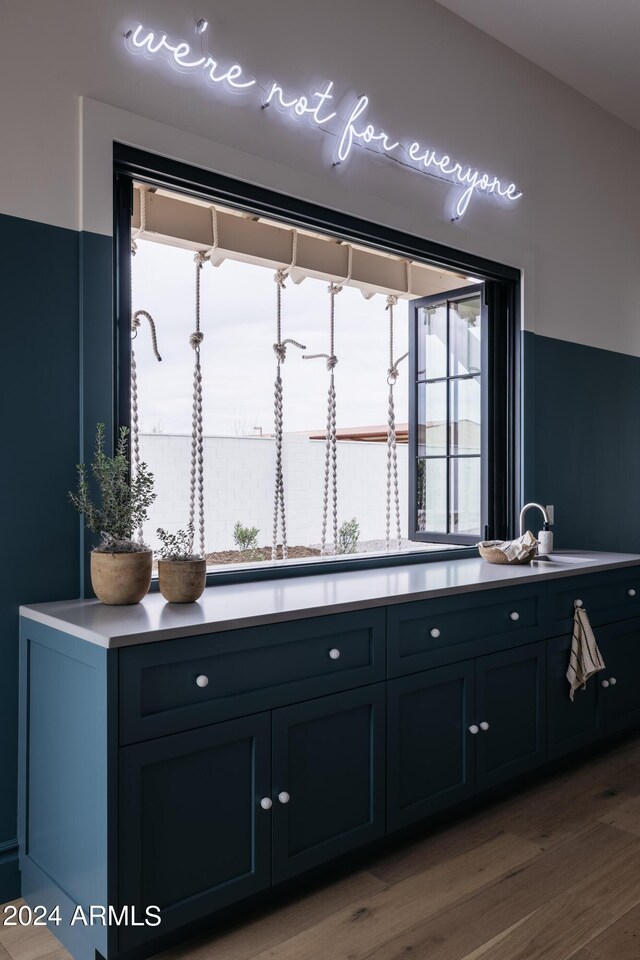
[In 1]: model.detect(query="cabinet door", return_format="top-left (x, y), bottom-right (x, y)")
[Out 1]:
top-left (118, 713), bottom-right (271, 950)
top-left (475, 642), bottom-right (546, 791)
top-left (600, 618), bottom-right (640, 734)
top-left (272, 685), bottom-right (385, 883)
top-left (387, 662), bottom-right (476, 832)
top-left (547, 633), bottom-right (603, 760)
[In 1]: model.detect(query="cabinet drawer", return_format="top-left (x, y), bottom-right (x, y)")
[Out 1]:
top-left (548, 569), bottom-right (640, 627)
top-left (119, 609), bottom-right (385, 744)
top-left (388, 587), bottom-right (540, 677)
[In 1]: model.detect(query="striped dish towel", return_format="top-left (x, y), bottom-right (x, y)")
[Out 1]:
top-left (566, 603), bottom-right (605, 701)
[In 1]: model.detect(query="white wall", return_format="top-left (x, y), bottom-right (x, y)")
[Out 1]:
top-left (2, 0), bottom-right (640, 357)
top-left (140, 433), bottom-right (410, 552)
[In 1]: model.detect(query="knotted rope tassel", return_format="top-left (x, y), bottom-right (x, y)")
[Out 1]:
top-left (130, 241), bottom-right (162, 540)
top-left (386, 294), bottom-right (408, 551)
top-left (188, 252), bottom-right (207, 557)
top-left (272, 269), bottom-right (305, 561)
top-left (304, 282), bottom-right (342, 555)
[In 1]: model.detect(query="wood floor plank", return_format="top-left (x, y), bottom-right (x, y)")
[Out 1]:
top-left (360, 823), bottom-right (632, 960)
top-left (455, 836), bottom-right (640, 960)
top-left (247, 833), bottom-right (542, 960)
top-left (461, 896), bottom-right (612, 960)
top-left (369, 822), bottom-right (512, 886)
top-left (492, 760), bottom-right (640, 850)
top-left (155, 870), bottom-right (389, 960)
top-left (585, 902), bottom-right (640, 960)
top-left (0, 901), bottom-right (70, 960)
top-left (599, 794), bottom-right (640, 836)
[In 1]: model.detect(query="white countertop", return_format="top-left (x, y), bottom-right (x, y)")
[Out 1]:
top-left (19, 551), bottom-right (640, 648)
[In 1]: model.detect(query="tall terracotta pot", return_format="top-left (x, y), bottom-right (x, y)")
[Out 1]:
top-left (90, 550), bottom-right (153, 605)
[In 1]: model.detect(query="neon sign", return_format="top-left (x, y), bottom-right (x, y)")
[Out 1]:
top-left (125, 23), bottom-right (522, 220)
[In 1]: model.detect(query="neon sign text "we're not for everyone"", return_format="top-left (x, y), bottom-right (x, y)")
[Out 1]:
top-left (125, 23), bottom-right (522, 220)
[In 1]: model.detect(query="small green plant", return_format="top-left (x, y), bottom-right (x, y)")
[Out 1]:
top-left (156, 524), bottom-right (201, 561)
top-left (233, 521), bottom-right (261, 560)
top-left (337, 518), bottom-right (360, 555)
top-left (69, 423), bottom-right (156, 553)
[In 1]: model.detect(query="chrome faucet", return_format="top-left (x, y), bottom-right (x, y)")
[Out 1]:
top-left (519, 502), bottom-right (550, 538)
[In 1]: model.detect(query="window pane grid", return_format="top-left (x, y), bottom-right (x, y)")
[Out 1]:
top-left (416, 293), bottom-right (482, 538)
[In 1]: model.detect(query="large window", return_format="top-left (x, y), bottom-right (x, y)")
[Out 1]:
top-left (115, 148), bottom-right (518, 577)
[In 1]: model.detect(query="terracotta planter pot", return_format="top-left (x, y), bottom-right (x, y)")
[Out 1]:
top-left (158, 559), bottom-right (207, 603)
top-left (90, 550), bottom-right (153, 605)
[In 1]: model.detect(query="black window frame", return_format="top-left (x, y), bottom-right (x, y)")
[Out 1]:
top-left (410, 284), bottom-right (485, 546)
top-left (113, 144), bottom-right (520, 585)
top-left (408, 279), bottom-right (517, 547)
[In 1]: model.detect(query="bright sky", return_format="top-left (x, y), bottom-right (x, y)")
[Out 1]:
top-left (132, 239), bottom-right (411, 437)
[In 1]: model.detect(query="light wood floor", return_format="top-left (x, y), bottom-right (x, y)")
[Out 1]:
top-left (4, 736), bottom-right (640, 960)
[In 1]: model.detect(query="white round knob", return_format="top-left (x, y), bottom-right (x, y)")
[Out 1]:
top-left (575, 599), bottom-right (583, 608)
top-left (430, 628), bottom-right (440, 639)
top-left (196, 675), bottom-right (209, 688)
top-left (260, 797), bottom-right (272, 810)
top-left (278, 791), bottom-right (290, 804)
top-left (510, 611), bottom-right (519, 621)
top-left (329, 648), bottom-right (341, 660)
top-left (601, 679), bottom-right (610, 688)
top-left (609, 677), bottom-right (617, 685)
top-left (480, 721), bottom-right (490, 731)
top-left (628, 589), bottom-right (636, 597)
top-left (469, 724), bottom-right (479, 735)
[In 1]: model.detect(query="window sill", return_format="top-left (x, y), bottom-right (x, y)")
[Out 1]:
top-left (148, 544), bottom-right (478, 589)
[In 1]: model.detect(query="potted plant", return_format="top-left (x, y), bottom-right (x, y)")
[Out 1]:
top-left (69, 423), bottom-right (156, 605)
top-left (156, 525), bottom-right (206, 603)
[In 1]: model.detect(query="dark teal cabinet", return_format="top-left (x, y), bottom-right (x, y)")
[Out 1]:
top-left (19, 567), bottom-right (640, 960)
top-left (388, 643), bottom-right (546, 828)
top-left (118, 684), bottom-right (387, 939)
top-left (547, 633), bottom-right (603, 759)
top-left (599, 617), bottom-right (640, 734)
top-left (387, 662), bottom-right (475, 831)
top-left (547, 615), bottom-right (640, 756)
top-left (475, 642), bottom-right (546, 790)
top-left (118, 713), bottom-right (271, 950)
top-left (272, 684), bottom-right (386, 882)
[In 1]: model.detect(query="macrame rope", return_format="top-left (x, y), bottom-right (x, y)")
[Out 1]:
top-left (210, 205), bottom-right (219, 253)
top-left (386, 294), bottom-right (408, 551)
top-left (304, 282), bottom-right (342, 555)
top-left (272, 268), bottom-right (305, 561)
top-left (188, 252), bottom-right (206, 557)
top-left (130, 240), bottom-right (162, 540)
top-left (132, 187), bottom-right (148, 241)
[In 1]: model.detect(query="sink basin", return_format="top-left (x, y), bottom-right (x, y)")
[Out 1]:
top-left (531, 554), bottom-right (597, 566)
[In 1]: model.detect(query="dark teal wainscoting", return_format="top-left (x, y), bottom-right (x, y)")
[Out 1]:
top-left (522, 330), bottom-right (640, 552)
top-left (0, 214), bottom-right (81, 901)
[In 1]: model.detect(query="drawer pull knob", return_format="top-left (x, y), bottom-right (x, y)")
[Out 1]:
top-left (260, 797), bottom-right (272, 810)
top-left (575, 599), bottom-right (583, 608)
top-left (510, 611), bottom-right (520, 621)
top-left (480, 721), bottom-right (490, 731)
top-left (469, 724), bottom-right (479, 735)
top-left (609, 677), bottom-right (617, 685)
top-left (329, 648), bottom-right (341, 660)
top-left (628, 589), bottom-right (636, 597)
top-left (195, 674), bottom-right (209, 688)
top-left (278, 791), bottom-right (290, 804)
top-left (430, 628), bottom-right (441, 639)
top-left (601, 679), bottom-right (610, 688)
